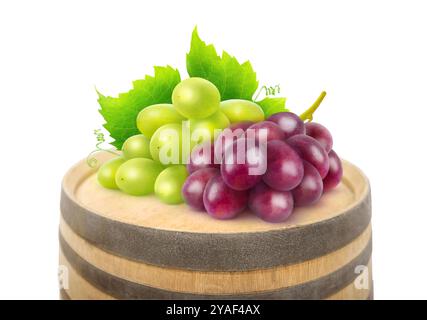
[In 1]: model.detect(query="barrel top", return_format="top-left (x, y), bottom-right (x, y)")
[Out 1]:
top-left (63, 151), bottom-right (369, 234)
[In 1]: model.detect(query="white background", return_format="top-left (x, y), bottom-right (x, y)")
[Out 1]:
top-left (0, 0), bottom-right (426, 299)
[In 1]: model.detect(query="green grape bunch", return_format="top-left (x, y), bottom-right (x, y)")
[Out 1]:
top-left (92, 27), bottom-right (329, 211)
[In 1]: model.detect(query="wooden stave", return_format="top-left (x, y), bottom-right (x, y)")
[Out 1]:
top-left (60, 158), bottom-right (371, 272)
top-left (325, 259), bottom-right (373, 300)
top-left (60, 281), bottom-right (374, 301)
top-left (58, 226), bottom-right (372, 300)
top-left (60, 284), bottom-right (373, 301)
top-left (59, 249), bottom-right (373, 300)
top-left (59, 216), bottom-right (372, 295)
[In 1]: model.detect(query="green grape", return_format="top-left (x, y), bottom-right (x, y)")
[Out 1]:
top-left (220, 99), bottom-right (265, 123)
top-left (122, 134), bottom-right (151, 159)
top-left (172, 77), bottom-right (220, 119)
top-left (150, 123), bottom-right (192, 165)
top-left (154, 165), bottom-right (188, 204)
top-left (115, 158), bottom-right (163, 196)
top-left (137, 104), bottom-right (185, 138)
top-left (97, 157), bottom-right (126, 189)
top-left (190, 111), bottom-right (230, 145)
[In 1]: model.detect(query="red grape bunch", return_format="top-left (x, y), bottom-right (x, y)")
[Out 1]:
top-left (182, 112), bottom-right (343, 223)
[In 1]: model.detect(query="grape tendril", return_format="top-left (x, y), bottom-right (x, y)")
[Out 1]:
top-left (253, 84), bottom-right (281, 101)
top-left (86, 129), bottom-right (120, 168)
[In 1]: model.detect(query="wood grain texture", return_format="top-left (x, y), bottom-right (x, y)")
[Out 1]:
top-left (326, 260), bottom-right (372, 300)
top-left (59, 251), bottom-right (113, 300)
top-left (59, 231), bottom-right (372, 299)
top-left (59, 251), bottom-right (372, 300)
top-left (60, 152), bottom-right (371, 271)
top-left (60, 217), bottom-right (371, 294)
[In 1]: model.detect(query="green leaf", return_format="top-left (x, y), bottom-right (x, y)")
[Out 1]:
top-left (256, 97), bottom-right (288, 117)
top-left (98, 66), bottom-right (181, 149)
top-left (186, 27), bottom-right (258, 101)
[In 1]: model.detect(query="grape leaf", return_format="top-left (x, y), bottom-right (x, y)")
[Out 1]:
top-left (98, 66), bottom-right (181, 149)
top-left (256, 97), bottom-right (288, 117)
top-left (186, 27), bottom-right (258, 101)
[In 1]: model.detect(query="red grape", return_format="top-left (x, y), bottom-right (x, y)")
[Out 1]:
top-left (305, 122), bottom-right (333, 153)
top-left (249, 182), bottom-right (294, 223)
top-left (187, 142), bottom-right (219, 174)
top-left (263, 140), bottom-right (304, 191)
top-left (246, 121), bottom-right (285, 143)
top-left (221, 138), bottom-right (267, 190)
top-left (292, 161), bottom-right (323, 206)
top-left (323, 149), bottom-right (343, 191)
top-left (267, 112), bottom-right (305, 139)
top-left (213, 124), bottom-right (248, 164)
top-left (203, 175), bottom-right (248, 219)
top-left (182, 168), bottom-right (219, 211)
top-left (286, 134), bottom-right (330, 179)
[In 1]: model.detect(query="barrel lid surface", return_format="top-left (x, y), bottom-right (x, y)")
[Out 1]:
top-left (64, 152), bottom-right (369, 234)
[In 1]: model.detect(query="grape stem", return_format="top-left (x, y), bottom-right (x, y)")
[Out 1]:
top-left (300, 91), bottom-right (327, 122)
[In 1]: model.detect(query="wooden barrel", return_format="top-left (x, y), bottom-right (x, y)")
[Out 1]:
top-left (59, 151), bottom-right (373, 300)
